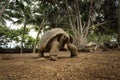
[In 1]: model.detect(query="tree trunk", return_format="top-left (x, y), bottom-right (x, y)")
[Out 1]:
top-left (0, 0), bottom-right (10, 18)
top-left (21, 22), bottom-right (27, 53)
top-left (118, 0), bottom-right (120, 48)
top-left (73, 34), bottom-right (87, 47)
top-left (33, 19), bottom-right (45, 53)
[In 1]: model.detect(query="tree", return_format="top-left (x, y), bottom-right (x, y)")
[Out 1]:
top-left (0, 0), bottom-right (10, 18)
top-left (7, 0), bottom-right (33, 53)
top-left (90, 0), bottom-right (118, 42)
top-left (38, 0), bottom-right (113, 47)
top-left (65, 0), bottom-right (93, 47)
top-left (33, 18), bottom-right (45, 53)
top-left (118, 0), bottom-right (120, 47)
top-left (0, 0), bottom-right (119, 51)
top-left (0, 25), bottom-right (21, 48)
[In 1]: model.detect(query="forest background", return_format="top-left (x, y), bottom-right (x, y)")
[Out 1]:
top-left (0, 0), bottom-right (120, 53)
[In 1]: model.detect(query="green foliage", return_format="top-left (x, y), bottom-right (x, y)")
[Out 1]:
top-left (0, 25), bottom-right (19, 48)
top-left (24, 36), bottom-right (35, 48)
top-left (0, 25), bottom-right (35, 49)
top-left (88, 28), bottom-right (118, 43)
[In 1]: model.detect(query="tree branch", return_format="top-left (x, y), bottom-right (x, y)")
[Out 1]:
top-left (75, 0), bottom-right (83, 34)
top-left (94, 21), bottom-right (109, 27)
top-left (83, 0), bottom-right (93, 36)
top-left (33, 18), bottom-right (45, 53)
top-left (65, 0), bottom-right (77, 36)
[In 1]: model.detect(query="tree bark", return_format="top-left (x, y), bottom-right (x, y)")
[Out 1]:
top-left (0, 0), bottom-right (10, 18)
top-left (118, 0), bottom-right (120, 48)
top-left (21, 22), bottom-right (27, 53)
top-left (84, 0), bottom-right (92, 36)
top-left (65, 0), bottom-right (77, 36)
top-left (33, 19), bottom-right (45, 53)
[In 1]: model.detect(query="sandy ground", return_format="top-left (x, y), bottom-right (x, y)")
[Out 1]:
top-left (0, 50), bottom-right (120, 80)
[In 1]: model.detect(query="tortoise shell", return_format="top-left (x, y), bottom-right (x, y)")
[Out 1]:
top-left (39, 28), bottom-right (72, 52)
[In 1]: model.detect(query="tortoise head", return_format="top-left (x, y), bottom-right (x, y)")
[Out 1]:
top-left (58, 34), bottom-right (73, 45)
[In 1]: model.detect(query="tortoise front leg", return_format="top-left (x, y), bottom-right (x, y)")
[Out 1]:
top-left (49, 40), bottom-right (60, 61)
top-left (67, 43), bottom-right (78, 57)
top-left (39, 50), bottom-right (44, 57)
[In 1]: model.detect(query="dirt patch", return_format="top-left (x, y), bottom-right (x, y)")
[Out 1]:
top-left (0, 51), bottom-right (120, 80)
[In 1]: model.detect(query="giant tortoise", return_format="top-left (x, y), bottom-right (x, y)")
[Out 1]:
top-left (39, 28), bottom-right (78, 61)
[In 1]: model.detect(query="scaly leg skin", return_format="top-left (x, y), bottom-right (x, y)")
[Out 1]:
top-left (39, 50), bottom-right (44, 57)
top-left (67, 43), bottom-right (78, 57)
top-left (49, 40), bottom-right (60, 61)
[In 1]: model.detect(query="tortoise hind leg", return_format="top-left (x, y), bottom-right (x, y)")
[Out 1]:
top-left (49, 40), bottom-right (61, 61)
top-left (67, 43), bottom-right (78, 57)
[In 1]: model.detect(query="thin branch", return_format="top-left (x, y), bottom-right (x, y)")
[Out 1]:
top-left (93, 21), bottom-right (113, 32)
top-left (76, 0), bottom-right (83, 34)
top-left (94, 21), bottom-right (108, 27)
top-left (21, 21), bottom-right (27, 53)
top-left (83, 0), bottom-right (93, 36)
top-left (65, 0), bottom-right (77, 36)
